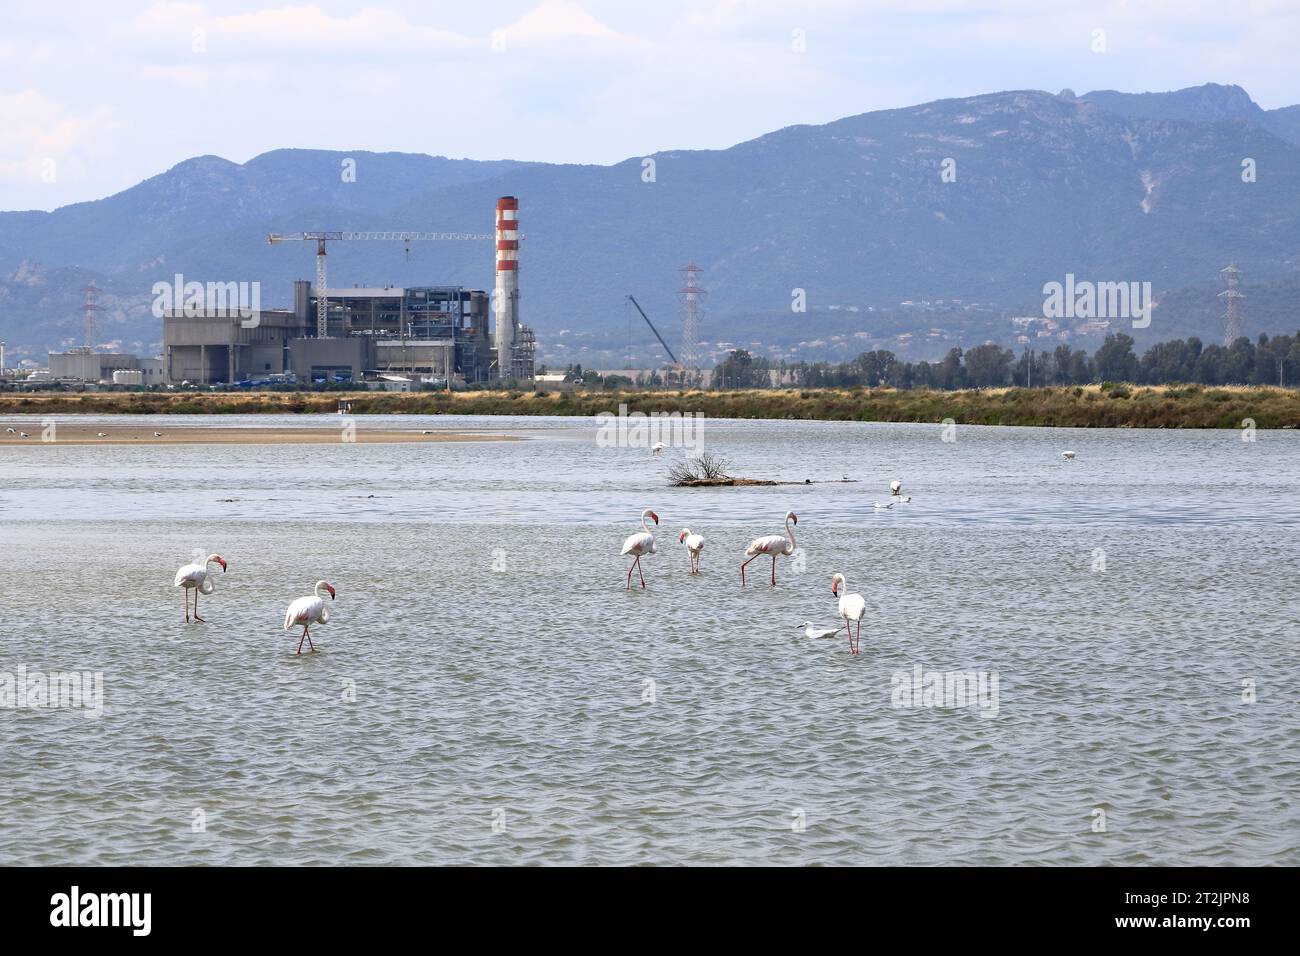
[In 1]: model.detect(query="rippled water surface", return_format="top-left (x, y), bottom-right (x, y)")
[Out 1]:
top-left (1, 414), bottom-right (1296, 865)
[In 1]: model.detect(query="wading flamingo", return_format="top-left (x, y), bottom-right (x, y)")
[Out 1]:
top-left (831, 573), bottom-right (867, 655)
top-left (678, 528), bottom-right (705, 574)
top-left (284, 580), bottom-right (336, 654)
top-left (621, 509), bottom-right (659, 589)
top-left (174, 553), bottom-right (227, 623)
top-left (741, 511), bottom-right (798, 587)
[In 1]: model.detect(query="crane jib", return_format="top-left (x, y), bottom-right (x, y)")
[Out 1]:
top-left (626, 294), bottom-right (679, 367)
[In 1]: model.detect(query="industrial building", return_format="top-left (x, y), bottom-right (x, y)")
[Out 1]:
top-left (47, 348), bottom-right (165, 385)
top-left (161, 196), bottom-right (535, 386)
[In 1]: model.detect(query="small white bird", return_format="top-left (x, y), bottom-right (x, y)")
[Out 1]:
top-left (19, 432), bottom-right (29, 438)
top-left (890, 479), bottom-right (903, 496)
top-left (621, 508), bottom-right (659, 589)
top-left (678, 527), bottom-right (705, 574)
top-left (1062, 451), bottom-right (1076, 460)
top-left (173, 553), bottom-right (228, 623)
top-left (874, 500), bottom-right (895, 510)
top-left (799, 621), bottom-right (843, 640)
top-left (96, 432), bottom-right (108, 438)
top-left (284, 580), bottom-right (336, 654)
top-left (831, 573), bottom-right (867, 655)
top-left (153, 432), bottom-right (163, 438)
top-left (741, 510), bottom-right (798, 587)
top-left (652, 441), bottom-right (665, 457)
top-left (4, 427), bottom-right (14, 434)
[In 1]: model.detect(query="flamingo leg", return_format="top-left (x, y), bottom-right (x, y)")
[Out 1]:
top-left (193, 588), bottom-right (204, 623)
top-left (184, 587), bottom-right (191, 623)
top-left (297, 625), bottom-right (307, 655)
top-left (306, 624), bottom-right (316, 652)
top-left (770, 555), bottom-right (777, 586)
top-left (636, 555), bottom-right (646, 589)
top-left (626, 559), bottom-right (635, 590)
top-left (740, 553), bottom-right (759, 586)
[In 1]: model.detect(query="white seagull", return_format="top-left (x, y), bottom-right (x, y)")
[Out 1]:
top-left (741, 510), bottom-right (798, 587)
top-left (173, 553), bottom-right (227, 623)
top-left (284, 580), bottom-right (336, 655)
top-left (1062, 451), bottom-right (1076, 460)
top-left (5, 427), bottom-right (14, 434)
top-left (652, 441), bottom-right (665, 457)
top-left (621, 508), bottom-right (659, 589)
top-left (890, 479), bottom-right (903, 496)
top-left (799, 621), bottom-right (843, 640)
top-left (678, 528), bottom-right (705, 574)
top-left (831, 573), bottom-right (867, 655)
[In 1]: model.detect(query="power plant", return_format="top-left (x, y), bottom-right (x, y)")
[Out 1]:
top-left (159, 196), bottom-right (535, 386)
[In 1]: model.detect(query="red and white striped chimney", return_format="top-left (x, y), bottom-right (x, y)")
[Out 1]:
top-left (494, 196), bottom-right (519, 377)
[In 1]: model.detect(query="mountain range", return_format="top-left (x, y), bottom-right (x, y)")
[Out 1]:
top-left (3, 82), bottom-right (1299, 369)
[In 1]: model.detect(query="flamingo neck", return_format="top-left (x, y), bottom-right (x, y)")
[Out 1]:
top-left (641, 512), bottom-right (654, 533)
top-left (785, 516), bottom-right (797, 551)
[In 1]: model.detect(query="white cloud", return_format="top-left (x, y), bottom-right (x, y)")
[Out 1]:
top-left (0, 90), bottom-right (120, 209)
top-left (118, 2), bottom-right (475, 58)
top-left (504, 0), bottom-right (642, 49)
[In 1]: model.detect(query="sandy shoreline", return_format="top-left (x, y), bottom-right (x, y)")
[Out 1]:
top-left (0, 423), bottom-right (518, 446)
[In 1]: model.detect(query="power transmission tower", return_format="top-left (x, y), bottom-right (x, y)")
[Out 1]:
top-left (678, 262), bottom-right (706, 378)
top-left (1219, 263), bottom-right (1244, 345)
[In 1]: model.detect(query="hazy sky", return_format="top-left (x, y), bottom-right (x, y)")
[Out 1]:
top-left (3, 0), bottom-right (1297, 211)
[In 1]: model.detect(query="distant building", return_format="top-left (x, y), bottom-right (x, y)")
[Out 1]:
top-left (162, 279), bottom-right (499, 385)
top-left (47, 348), bottom-right (165, 385)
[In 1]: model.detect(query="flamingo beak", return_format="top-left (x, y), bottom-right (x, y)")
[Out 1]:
top-left (678, 531), bottom-right (686, 543)
top-left (218, 558), bottom-right (227, 572)
top-left (327, 585), bottom-right (336, 600)
top-left (792, 514), bottom-right (798, 525)
top-left (650, 512), bottom-right (659, 524)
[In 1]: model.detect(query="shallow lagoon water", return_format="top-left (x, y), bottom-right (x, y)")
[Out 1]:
top-left (0, 414), bottom-right (1296, 864)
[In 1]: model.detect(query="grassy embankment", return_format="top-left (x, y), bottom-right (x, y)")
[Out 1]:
top-left (2, 384), bottom-right (1298, 428)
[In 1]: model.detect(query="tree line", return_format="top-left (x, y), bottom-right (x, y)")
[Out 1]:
top-left (711, 332), bottom-right (1300, 389)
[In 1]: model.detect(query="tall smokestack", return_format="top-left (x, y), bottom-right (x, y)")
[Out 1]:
top-left (494, 196), bottom-right (519, 379)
